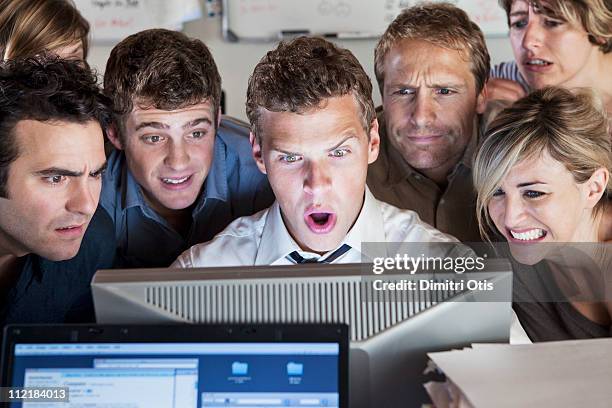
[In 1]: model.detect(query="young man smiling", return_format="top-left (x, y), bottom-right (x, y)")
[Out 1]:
top-left (173, 37), bottom-right (455, 268)
top-left (0, 57), bottom-right (115, 324)
top-left (102, 29), bottom-right (274, 267)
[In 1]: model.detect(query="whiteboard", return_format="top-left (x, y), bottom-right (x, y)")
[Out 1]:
top-left (222, 0), bottom-right (509, 41)
top-left (74, 0), bottom-right (201, 43)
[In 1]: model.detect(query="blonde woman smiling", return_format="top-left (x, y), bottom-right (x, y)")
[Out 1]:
top-left (473, 87), bottom-right (611, 341)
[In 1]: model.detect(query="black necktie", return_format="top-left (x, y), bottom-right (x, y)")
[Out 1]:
top-left (287, 244), bottom-right (351, 264)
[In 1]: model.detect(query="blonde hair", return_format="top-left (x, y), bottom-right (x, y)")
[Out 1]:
top-left (0, 0), bottom-right (89, 60)
top-left (499, 0), bottom-right (612, 53)
top-left (374, 2), bottom-right (490, 94)
top-left (473, 87), bottom-right (612, 241)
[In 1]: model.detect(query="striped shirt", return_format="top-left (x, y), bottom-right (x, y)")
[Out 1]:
top-left (490, 60), bottom-right (530, 92)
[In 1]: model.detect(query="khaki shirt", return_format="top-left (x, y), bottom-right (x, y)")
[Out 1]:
top-left (367, 108), bottom-right (482, 242)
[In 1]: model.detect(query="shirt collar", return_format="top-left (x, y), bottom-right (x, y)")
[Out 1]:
top-left (254, 187), bottom-right (386, 265)
top-left (343, 187), bottom-right (386, 258)
top-left (123, 161), bottom-right (144, 210)
top-left (193, 135), bottom-right (229, 213)
top-left (121, 135), bottom-right (229, 214)
top-left (255, 201), bottom-right (302, 265)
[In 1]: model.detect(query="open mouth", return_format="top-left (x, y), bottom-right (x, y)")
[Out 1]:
top-left (55, 224), bottom-right (84, 237)
top-left (524, 58), bottom-right (552, 70)
top-left (304, 211), bottom-right (337, 234)
top-left (508, 228), bottom-right (547, 242)
top-left (160, 175), bottom-right (192, 187)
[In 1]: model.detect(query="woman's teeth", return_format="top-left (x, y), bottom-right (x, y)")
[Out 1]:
top-left (510, 228), bottom-right (545, 241)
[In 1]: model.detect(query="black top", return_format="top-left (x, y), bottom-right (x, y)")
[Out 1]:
top-left (0, 208), bottom-right (116, 326)
top-left (513, 256), bottom-right (611, 342)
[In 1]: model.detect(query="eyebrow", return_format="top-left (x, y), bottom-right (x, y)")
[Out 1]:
top-left (509, 11), bottom-right (528, 18)
top-left (517, 181), bottom-right (547, 187)
top-left (91, 162), bottom-right (108, 176)
top-left (35, 162), bottom-right (108, 178)
top-left (182, 118), bottom-right (212, 130)
top-left (429, 82), bottom-right (464, 89)
top-left (328, 135), bottom-right (358, 151)
top-left (134, 117), bottom-right (213, 132)
top-left (272, 147), bottom-right (300, 156)
top-left (388, 81), bottom-right (465, 89)
top-left (271, 135), bottom-right (359, 155)
top-left (135, 121), bottom-right (170, 131)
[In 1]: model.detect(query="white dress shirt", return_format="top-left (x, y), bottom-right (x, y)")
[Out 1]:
top-left (172, 187), bottom-right (458, 268)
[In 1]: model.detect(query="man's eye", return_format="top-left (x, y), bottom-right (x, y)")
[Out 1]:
top-left (44, 175), bottom-right (66, 185)
top-left (397, 88), bottom-right (414, 96)
top-left (281, 154), bottom-right (301, 163)
top-left (330, 148), bottom-right (349, 158)
top-left (142, 135), bottom-right (164, 144)
top-left (91, 169), bottom-right (106, 179)
top-left (191, 130), bottom-right (207, 139)
top-left (437, 88), bottom-right (453, 95)
top-left (524, 190), bottom-right (545, 198)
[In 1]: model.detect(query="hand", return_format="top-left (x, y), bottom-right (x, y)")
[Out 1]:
top-left (486, 78), bottom-right (527, 103)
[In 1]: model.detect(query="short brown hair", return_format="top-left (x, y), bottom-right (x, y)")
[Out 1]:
top-left (246, 36), bottom-right (375, 141)
top-left (104, 29), bottom-right (221, 133)
top-left (0, 0), bottom-right (89, 60)
top-left (474, 87), bottom-right (611, 241)
top-left (375, 2), bottom-right (490, 94)
top-left (499, 0), bottom-right (612, 53)
top-left (0, 57), bottom-right (113, 197)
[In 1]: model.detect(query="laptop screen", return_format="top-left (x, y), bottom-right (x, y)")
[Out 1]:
top-left (8, 341), bottom-right (340, 407)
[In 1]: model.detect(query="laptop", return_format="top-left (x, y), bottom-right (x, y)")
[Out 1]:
top-left (1, 324), bottom-right (348, 408)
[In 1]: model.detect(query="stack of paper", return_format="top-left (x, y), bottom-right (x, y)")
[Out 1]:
top-left (426, 338), bottom-right (612, 408)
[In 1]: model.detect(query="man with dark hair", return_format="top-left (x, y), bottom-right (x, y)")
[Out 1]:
top-left (0, 57), bottom-right (115, 324)
top-left (102, 29), bottom-right (273, 267)
top-left (368, 3), bottom-right (490, 242)
top-left (173, 36), bottom-right (456, 268)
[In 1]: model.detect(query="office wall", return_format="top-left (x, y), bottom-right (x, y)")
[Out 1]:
top-left (87, 16), bottom-right (515, 121)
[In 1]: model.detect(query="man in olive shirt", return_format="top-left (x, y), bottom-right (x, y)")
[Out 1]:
top-left (368, 3), bottom-right (490, 242)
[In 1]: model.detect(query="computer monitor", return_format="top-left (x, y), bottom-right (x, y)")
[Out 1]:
top-left (92, 261), bottom-right (512, 408)
top-left (1, 324), bottom-right (348, 408)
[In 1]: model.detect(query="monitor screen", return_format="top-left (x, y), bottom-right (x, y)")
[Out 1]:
top-left (8, 342), bottom-right (340, 407)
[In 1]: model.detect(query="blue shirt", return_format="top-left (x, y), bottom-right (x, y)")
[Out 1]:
top-left (0, 208), bottom-right (116, 326)
top-left (100, 117), bottom-right (274, 268)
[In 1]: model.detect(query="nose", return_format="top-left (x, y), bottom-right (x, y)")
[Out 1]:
top-left (66, 178), bottom-right (99, 217)
top-left (409, 92), bottom-right (436, 129)
top-left (164, 140), bottom-right (190, 170)
top-left (521, 11), bottom-right (543, 52)
top-left (503, 194), bottom-right (529, 229)
top-left (303, 160), bottom-right (332, 196)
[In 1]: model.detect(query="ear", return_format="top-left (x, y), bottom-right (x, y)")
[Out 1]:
top-left (250, 131), bottom-right (267, 174)
top-left (367, 118), bottom-right (381, 165)
top-left (106, 124), bottom-right (123, 150)
top-left (476, 82), bottom-right (488, 115)
top-left (591, 35), bottom-right (607, 47)
top-left (583, 167), bottom-right (609, 209)
top-left (216, 107), bottom-right (222, 128)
